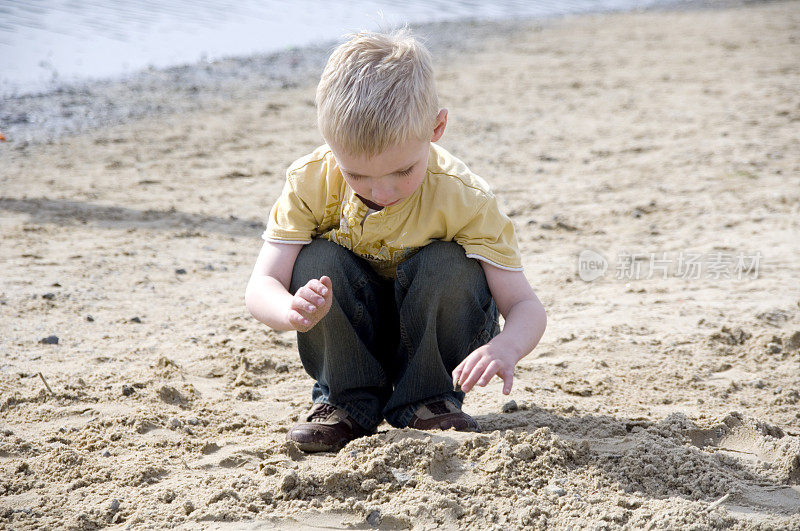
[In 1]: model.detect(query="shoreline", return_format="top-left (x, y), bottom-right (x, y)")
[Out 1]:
top-left (1, 0), bottom-right (734, 147)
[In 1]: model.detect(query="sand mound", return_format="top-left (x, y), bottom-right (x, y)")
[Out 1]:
top-left (6, 406), bottom-right (797, 528)
top-left (154, 411), bottom-right (798, 528)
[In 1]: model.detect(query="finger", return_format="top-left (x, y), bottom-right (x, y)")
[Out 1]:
top-left (319, 276), bottom-right (332, 295)
top-left (295, 287), bottom-right (321, 310)
top-left (291, 296), bottom-right (316, 315)
top-left (461, 357), bottom-right (492, 393)
top-left (500, 368), bottom-right (514, 395)
top-left (452, 364), bottom-right (467, 390)
top-left (296, 285), bottom-right (319, 302)
top-left (455, 354), bottom-right (481, 389)
top-left (477, 360), bottom-right (502, 387)
top-left (452, 362), bottom-right (465, 387)
top-left (306, 279), bottom-right (328, 303)
top-left (288, 309), bottom-right (311, 330)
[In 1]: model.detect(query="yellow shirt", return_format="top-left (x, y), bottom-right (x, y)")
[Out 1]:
top-left (263, 143), bottom-right (522, 278)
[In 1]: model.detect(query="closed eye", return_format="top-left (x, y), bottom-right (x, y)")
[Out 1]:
top-left (342, 164), bottom-right (414, 179)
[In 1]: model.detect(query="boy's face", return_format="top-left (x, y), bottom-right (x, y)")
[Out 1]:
top-left (332, 138), bottom-right (431, 208)
top-left (329, 109), bottom-right (448, 209)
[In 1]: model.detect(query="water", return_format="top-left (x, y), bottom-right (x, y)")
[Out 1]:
top-left (1, 0), bottom-right (672, 98)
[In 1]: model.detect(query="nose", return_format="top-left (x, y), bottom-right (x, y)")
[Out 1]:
top-left (371, 181), bottom-right (395, 204)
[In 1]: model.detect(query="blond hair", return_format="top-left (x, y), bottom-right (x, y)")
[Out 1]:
top-left (316, 28), bottom-right (439, 157)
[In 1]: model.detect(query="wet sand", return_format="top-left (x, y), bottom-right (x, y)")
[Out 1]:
top-left (1, 1), bottom-right (799, 528)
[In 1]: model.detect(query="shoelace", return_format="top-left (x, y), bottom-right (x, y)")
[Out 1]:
top-left (308, 403), bottom-right (339, 422)
top-left (426, 401), bottom-right (452, 416)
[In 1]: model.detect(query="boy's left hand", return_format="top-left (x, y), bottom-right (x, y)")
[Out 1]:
top-left (452, 341), bottom-right (518, 395)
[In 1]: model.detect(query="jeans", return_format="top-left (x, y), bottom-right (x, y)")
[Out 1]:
top-left (289, 238), bottom-right (500, 430)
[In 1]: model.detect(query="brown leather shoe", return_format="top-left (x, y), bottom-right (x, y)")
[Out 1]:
top-left (286, 403), bottom-right (373, 452)
top-left (407, 399), bottom-right (481, 432)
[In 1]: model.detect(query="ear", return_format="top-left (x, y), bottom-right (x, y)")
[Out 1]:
top-left (430, 108), bottom-right (448, 143)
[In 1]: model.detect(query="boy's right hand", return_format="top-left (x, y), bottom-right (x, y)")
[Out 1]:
top-left (287, 276), bottom-right (333, 332)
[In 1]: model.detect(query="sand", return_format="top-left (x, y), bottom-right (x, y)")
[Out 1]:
top-left (1, 1), bottom-right (799, 528)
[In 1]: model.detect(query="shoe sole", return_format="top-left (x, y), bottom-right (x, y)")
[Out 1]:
top-left (290, 439), bottom-right (344, 453)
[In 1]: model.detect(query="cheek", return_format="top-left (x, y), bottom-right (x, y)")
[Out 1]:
top-left (403, 171), bottom-right (426, 193)
top-left (347, 179), bottom-right (369, 195)
top-left (396, 180), bottom-right (413, 196)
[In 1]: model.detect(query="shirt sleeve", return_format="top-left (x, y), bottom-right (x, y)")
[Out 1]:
top-left (261, 173), bottom-right (319, 244)
top-left (455, 194), bottom-right (523, 271)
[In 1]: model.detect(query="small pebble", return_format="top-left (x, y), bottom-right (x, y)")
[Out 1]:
top-left (187, 417), bottom-right (199, 425)
top-left (175, 268), bottom-right (187, 275)
top-left (201, 442), bottom-right (220, 455)
top-left (101, 450), bottom-right (111, 457)
top-left (545, 485), bottom-right (566, 496)
top-left (502, 400), bottom-right (519, 413)
top-left (366, 509), bottom-right (382, 526)
top-left (183, 501), bottom-right (195, 515)
top-left (86, 315), bottom-right (94, 322)
top-left (39, 335), bottom-right (59, 345)
top-left (129, 316), bottom-right (142, 323)
top-left (42, 292), bottom-right (55, 300)
top-left (169, 417), bottom-right (183, 429)
top-left (280, 471), bottom-right (298, 492)
top-left (121, 384), bottom-right (135, 396)
top-left (108, 499), bottom-right (120, 512)
top-left (391, 468), bottom-right (412, 484)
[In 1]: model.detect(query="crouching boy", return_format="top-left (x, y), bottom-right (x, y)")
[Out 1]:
top-left (246, 29), bottom-right (547, 452)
